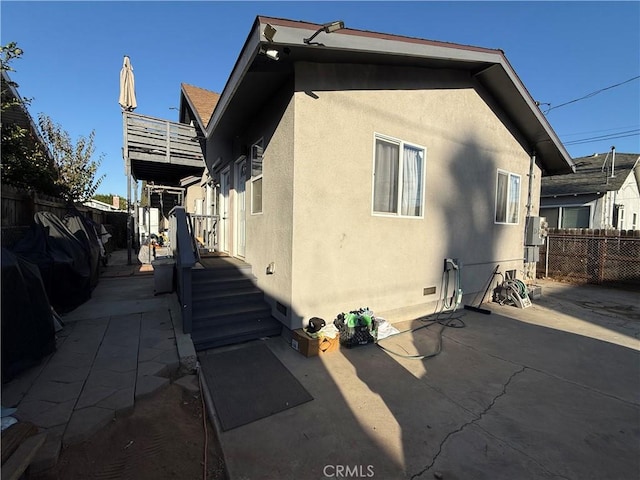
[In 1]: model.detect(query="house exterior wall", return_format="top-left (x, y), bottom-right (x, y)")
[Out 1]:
top-left (597, 192), bottom-right (614, 229)
top-left (282, 63), bottom-right (537, 329)
top-left (242, 86), bottom-right (296, 324)
top-left (184, 183), bottom-right (204, 214)
top-left (615, 171), bottom-right (640, 230)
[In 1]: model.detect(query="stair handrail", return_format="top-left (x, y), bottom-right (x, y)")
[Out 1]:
top-left (169, 206), bottom-right (197, 268)
top-left (185, 211), bottom-right (202, 263)
top-left (168, 206), bottom-right (195, 333)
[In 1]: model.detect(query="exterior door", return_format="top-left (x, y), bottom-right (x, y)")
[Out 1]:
top-left (235, 157), bottom-right (247, 258)
top-left (219, 168), bottom-right (230, 253)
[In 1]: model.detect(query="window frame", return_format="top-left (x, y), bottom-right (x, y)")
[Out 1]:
top-left (250, 138), bottom-right (264, 215)
top-left (371, 133), bottom-right (426, 219)
top-left (494, 169), bottom-right (521, 225)
top-left (561, 205), bottom-right (591, 229)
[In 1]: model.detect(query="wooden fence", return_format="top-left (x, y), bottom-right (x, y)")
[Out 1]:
top-left (1, 185), bottom-right (128, 249)
top-left (538, 228), bottom-right (640, 289)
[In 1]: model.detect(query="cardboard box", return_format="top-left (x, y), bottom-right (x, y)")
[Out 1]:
top-left (291, 329), bottom-right (339, 357)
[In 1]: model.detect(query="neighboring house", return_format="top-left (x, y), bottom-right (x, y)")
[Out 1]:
top-left (1, 70), bottom-right (55, 193)
top-left (83, 198), bottom-right (123, 212)
top-left (196, 16), bottom-right (574, 329)
top-left (178, 83), bottom-right (221, 249)
top-left (541, 150), bottom-right (640, 230)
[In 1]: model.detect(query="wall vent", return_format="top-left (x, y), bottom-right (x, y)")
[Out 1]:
top-left (276, 302), bottom-right (288, 315)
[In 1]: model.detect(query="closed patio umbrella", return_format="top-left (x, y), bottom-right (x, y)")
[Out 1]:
top-left (119, 55), bottom-right (137, 111)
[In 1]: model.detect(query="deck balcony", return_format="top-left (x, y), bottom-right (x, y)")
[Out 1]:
top-left (123, 111), bottom-right (205, 185)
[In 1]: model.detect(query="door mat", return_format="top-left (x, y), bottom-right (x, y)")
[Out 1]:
top-left (199, 342), bottom-right (313, 431)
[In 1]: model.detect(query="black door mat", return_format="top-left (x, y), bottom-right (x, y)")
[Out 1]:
top-left (199, 342), bottom-right (313, 431)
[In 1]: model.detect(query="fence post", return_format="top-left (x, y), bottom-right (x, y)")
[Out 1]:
top-left (545, 235), bottom-right (549, 278)
top-left (598, 237), bottom-right (607, 284)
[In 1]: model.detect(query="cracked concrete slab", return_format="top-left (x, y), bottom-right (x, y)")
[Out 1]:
top-left (2, 250), bottom-right (192, 476)
top-left (211, 284), bottom-right (640, 480)
top-left (41, 364), bottom-right (91, 384)
top-left (135, 375), bottom-right (169, 400)
top-left (415, 423), bottom-right (561, 480)
top-left (474, 368), bottom-right (639, 480)
top-left (64, 406), bottom-right (114, 445)
top-left (84, 369), bottom-right (137, 389)
top-left (22, 380), bottom-right (85, 404)
top-left (15, 399), bottom-right (76, 429)
top-left (96, 386), bottom-right (135, 413)
top-left (137, 360), bottom-right (169, 377)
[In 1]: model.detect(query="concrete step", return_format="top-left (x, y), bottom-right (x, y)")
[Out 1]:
top-left (192, 276), bottom-right (257, 295)
top-left (191, 317), bottom-right (282, 351)
top-left (192, 301), bottom-right (272, 327)
top-left (190, 260), bottom-right (282, 350)
top-left (192, 287), bottom-right (264, 308)
top-left (193, 261), bottom-right (252, 278)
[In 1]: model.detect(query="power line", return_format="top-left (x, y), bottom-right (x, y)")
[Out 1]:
top-left (559, 125), bottom-right (640, 138)
top-left (544, 75), bottom-right (640, 114)
top-left (563, 129), bottom-right (640, 146)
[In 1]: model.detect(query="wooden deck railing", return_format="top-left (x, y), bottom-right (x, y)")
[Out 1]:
top-left (123, 112), bottom-right (203, 165)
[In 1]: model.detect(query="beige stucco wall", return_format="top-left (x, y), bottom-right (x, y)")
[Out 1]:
top-left (283, 63), bottom-right (538, 328)
top-left (184, 183), bottom-right (204, 214)
top-left (243, 93), bottom-right (296, 324)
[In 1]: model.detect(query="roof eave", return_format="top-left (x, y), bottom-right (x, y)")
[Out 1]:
top-left (180, 84), bottom-right (206, 132)
top-left (205, 16), bottom-right (575, 176)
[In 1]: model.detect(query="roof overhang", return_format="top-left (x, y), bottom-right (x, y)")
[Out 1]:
top-left (206, 16), bottom-right (575, 176)
top-left (1, 70), bottom-right (53, 162)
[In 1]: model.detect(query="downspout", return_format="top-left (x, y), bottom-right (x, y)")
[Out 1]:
top-left (526, 151), bottom-right (536, 219)
top-left (524, 151), bottom-right (536, 280)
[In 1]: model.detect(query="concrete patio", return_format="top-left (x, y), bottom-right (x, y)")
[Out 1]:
top-left (3, 249), bottom-right (638, 480)
top-left (205, 279), bottom-right (640, 480)
top-left (2, 249), bottom-right (196, 474)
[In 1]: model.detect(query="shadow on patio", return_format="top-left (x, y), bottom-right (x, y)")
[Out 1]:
top-left (215, 291), bottom-right (639, 480)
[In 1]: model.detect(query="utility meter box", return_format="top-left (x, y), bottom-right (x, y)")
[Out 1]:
top-left (525, 217), bottom-right (547, 246)
top-left (524, 246), bottom-right (540, 263)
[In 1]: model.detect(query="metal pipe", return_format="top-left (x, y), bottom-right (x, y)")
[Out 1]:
top-left (545, 235), bottom-right (549, 278)
top-left (611, 145), bottom-right (616, 178)
top-left (524, 151), bottom-right (536, 267)
top-left (526, 151), bottom-right (535, 219)
top-left (127, 161), bottom-right (132, 265)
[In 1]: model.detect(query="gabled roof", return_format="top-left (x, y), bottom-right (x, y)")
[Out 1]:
top-left (541, 152), bottom-right (639, 197)
top-left (180, 83), bottom-right (220, 131)
top-left (205, 16), bottom-right (575, 176)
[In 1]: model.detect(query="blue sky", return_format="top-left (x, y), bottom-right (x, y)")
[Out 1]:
top-left (2, 1), bottom-right (639, 197)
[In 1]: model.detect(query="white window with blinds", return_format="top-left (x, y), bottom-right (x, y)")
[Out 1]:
top-left (251, 140), bottom-right (263, 215)
top-left (495, 169), bottom-right (521, 225)
top-left (372, 134), bottom-right (425, 217)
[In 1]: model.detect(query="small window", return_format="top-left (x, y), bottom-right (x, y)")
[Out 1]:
top-left (251, 140), bottom-right (263, 214)
top-left (561, 206), bottom-right (590, 228)
top-left (372, 134), bottom-right (425, 217)
top-left (495, 170), bottom-right (521, 224)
